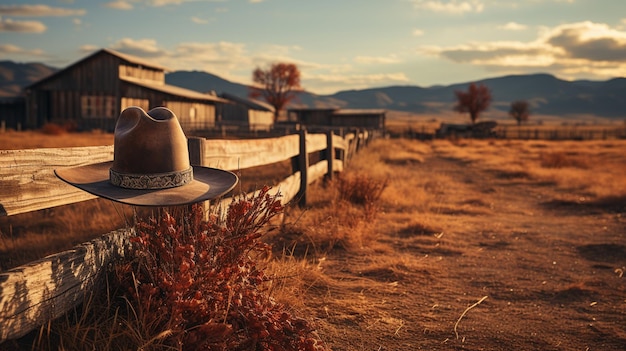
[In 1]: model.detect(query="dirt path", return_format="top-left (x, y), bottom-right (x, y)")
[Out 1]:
top-left (305, 149), bottom-right (626, 350)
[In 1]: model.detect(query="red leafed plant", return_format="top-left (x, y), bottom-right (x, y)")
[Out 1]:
top-left (115, 186), bottom-right (327, 350)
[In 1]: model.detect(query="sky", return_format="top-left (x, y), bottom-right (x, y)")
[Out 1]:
top-left (1, 0), bottom-right (625, 95)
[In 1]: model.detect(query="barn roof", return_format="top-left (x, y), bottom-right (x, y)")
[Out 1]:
top-left (220, 92), bottom-right (275, 112)
top-left (25, 48), bottom-right (173, 91)
top-left (333, 109), bottom-right (386, 115)
top-left (121, 76), bottom-right (228, 103)
top-left (100, 48), bottom-right (169, 71)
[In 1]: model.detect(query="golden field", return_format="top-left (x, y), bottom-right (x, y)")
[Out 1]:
top-left (2, 131), bottom-right (626, 350)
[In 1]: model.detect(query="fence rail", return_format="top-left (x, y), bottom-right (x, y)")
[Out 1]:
top-left (0, 128), bottom-right (377, 342)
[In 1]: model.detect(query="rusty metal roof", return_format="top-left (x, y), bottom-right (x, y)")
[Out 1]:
top-left (101, 48), bottom-right (170, 71)
top-left (121, 76), bottom-right (229, 103)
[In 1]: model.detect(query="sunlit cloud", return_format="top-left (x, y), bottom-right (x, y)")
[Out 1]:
top-left (104, 1), bottom-right (134, 10)
top-left (191, 16), bottom-right (210, 24)
top-left (0, 17), bottom-right (47, 33)
top-left (110, 38), bottom-right (169, 58)
top-left (500, 22), bottom-right (527, 31)
top-left (412, 28), bottom-right (425, 36)
top-left (305, 72), bottom-right (411, 94)
top-left (422, 21), bottom-right (626, 80)
top-left (79, 45), bottom-right (100, 54)
top-left (354, 55), bottom-right (401, 64)
top-left (145, 0), bottom-right (192, 6)
top-left (100, 38), bottom-right (408, 94)
top-left (0, 44), bottom-right (46, 57)
top-left (0, 4), bottom-right (85, 16)
top-left (144, 0), bottom-right (227, 6)
top-left (411, 0), bottom-right (485, 14)
top-left (544, 21), bottom-right (626, 61)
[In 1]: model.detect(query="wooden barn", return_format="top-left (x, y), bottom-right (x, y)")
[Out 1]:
top-left (24, 48), bottom-right (227, 132)
top-left (0, 97), bottom-right (25, 131)
top-left (286, 108), bottom-right (386, 131)
top-left (218, 92), bottom-right (275, 131)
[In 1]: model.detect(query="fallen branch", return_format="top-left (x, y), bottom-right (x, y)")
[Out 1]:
top-left (454, 295), bottom-right (488, 340)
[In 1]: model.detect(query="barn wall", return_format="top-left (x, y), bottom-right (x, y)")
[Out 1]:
top-left (249, 110), bottom-right (273, 131)
top-left (165, 100), bottom-right (216, 132)
top-left (119, 65), bottom-right (164, 84)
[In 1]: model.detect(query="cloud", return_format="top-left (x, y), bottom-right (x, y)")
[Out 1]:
top-left (412, 28), bottom-right (425, 36)
top-left (500, 22), bottom-right (527, 31)
top-left (0, 4), bottom-right (85, 16)
top-left (144, 0), bottom-right (225, 6)
top-left (0, 44), bottom-right (46, 57)
top-left (79, 45), bottom-right (100, 54)
top-left (545, 21), bottom-right (626, 61)
top-left (422, 21), bottom-right (626, 80)
top-left (354, 55), bottom-right (401, 64)
top-left (304, 72), bottom-right (410, 94)
top-left (104, 1), bottom-right (134, 10)
top-left (411, 0), bottom-right (484, 14)
top-left (110, 38), bottom-right (169, 58)
top-left (191, 16), bottom-right (210, 24)
top-left (102, 38), bottom-right (406, 94)
top-left (0, 17), bottom-right (46, 33)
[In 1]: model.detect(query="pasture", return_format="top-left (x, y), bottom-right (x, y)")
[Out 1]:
top-left (1, 131), bottom-right (626, 350)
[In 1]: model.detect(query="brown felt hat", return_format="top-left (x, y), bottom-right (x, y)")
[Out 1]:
top-left (55, 106), bottom-right (238, 206)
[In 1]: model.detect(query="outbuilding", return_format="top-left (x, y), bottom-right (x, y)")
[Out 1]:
top-left (24, 48), bottom-right (227, 132)
top-left (286, 108), bottom-right (386, 131)
top-left (218, 92), bottom-right (275, 131)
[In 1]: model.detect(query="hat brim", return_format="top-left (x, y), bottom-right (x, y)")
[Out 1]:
top-left (55, 162), bottom-right (238, 207)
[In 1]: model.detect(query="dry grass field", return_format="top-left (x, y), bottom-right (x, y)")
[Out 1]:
top-left (272, 137), bottom-right (626, 350)
top-left (2, 131), bottom-right (626, 350)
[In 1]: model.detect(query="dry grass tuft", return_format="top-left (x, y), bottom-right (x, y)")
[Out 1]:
top-left (22, 190), bottom-right (329, 351)
top-left (540, 152), bottom-right (589, 169)
top-left (334, 173), bottom-right (389, 218)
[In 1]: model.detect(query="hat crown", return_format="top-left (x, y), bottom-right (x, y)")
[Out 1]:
top-left (112, 107), bottom-right (190, 175)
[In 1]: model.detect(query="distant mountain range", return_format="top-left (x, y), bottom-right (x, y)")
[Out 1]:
top-left (2, 60), bottom-right (625, 120)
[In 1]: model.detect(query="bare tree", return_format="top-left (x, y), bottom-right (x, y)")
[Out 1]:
top-left (453, 83), bottom-right (492, 124)
top-left (250, 63), bottom-right (301, 122)
top-left (509, 100), bottom-right (531, 126)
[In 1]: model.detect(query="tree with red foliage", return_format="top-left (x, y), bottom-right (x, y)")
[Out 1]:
top-left (250, 63), bottom-right (301, 122)
top-left (509, 100), bottom-right (531, 126)
top-left (453, 83), bottom-right (492, 124)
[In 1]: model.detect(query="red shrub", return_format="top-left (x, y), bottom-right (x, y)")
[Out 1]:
top-left (115, 187), bottom-right (328, 350)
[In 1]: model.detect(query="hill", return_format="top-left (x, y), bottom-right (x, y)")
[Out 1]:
top-left (167, 71), bottom-right (626, 120)
top-left (0, 61), bottom-right (57, 97)
top-left (2, 60), bottom-right (625, 119)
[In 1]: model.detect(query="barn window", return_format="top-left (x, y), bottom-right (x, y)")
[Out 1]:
top-left (81, 95), bottom-right (116, 119)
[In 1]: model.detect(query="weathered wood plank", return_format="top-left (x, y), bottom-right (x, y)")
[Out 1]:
top-left (0, 131), bottom-right (370, 342)
top-left (332, 159), bottom-right (344, 173)
top-left (0, 228), bottom-right (133, 342)
top-left (0, 146), bottom-right (113, 216)
top-left (201, 134), bottom-right (300, 171)
top-left (212, 172), bottom-right (301, 220)
top-left (332, 133), bottom-right (347, 151)
top-left (306, 133), bottom-right (327, 153)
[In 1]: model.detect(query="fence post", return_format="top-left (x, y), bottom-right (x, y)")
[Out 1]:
top-left (296, 129), bottom-right (308, 208)
top-left (325, 130), bottom-right (334, 182)
top-left (187, 137), bottom-right (209, 219)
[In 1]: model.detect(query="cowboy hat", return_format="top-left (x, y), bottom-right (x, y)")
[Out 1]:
top-left (55, 106), bottom-right (238, 206)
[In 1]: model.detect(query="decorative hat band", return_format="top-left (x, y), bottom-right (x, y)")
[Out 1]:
top-left (109, 167), bottom-right (194, 190)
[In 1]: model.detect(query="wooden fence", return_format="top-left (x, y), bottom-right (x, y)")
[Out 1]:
top-left (0, 128), bottom-right (376, 343)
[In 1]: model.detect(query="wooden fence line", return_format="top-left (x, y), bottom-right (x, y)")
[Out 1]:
top-left (0, 128), bottom-right (376, 342)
